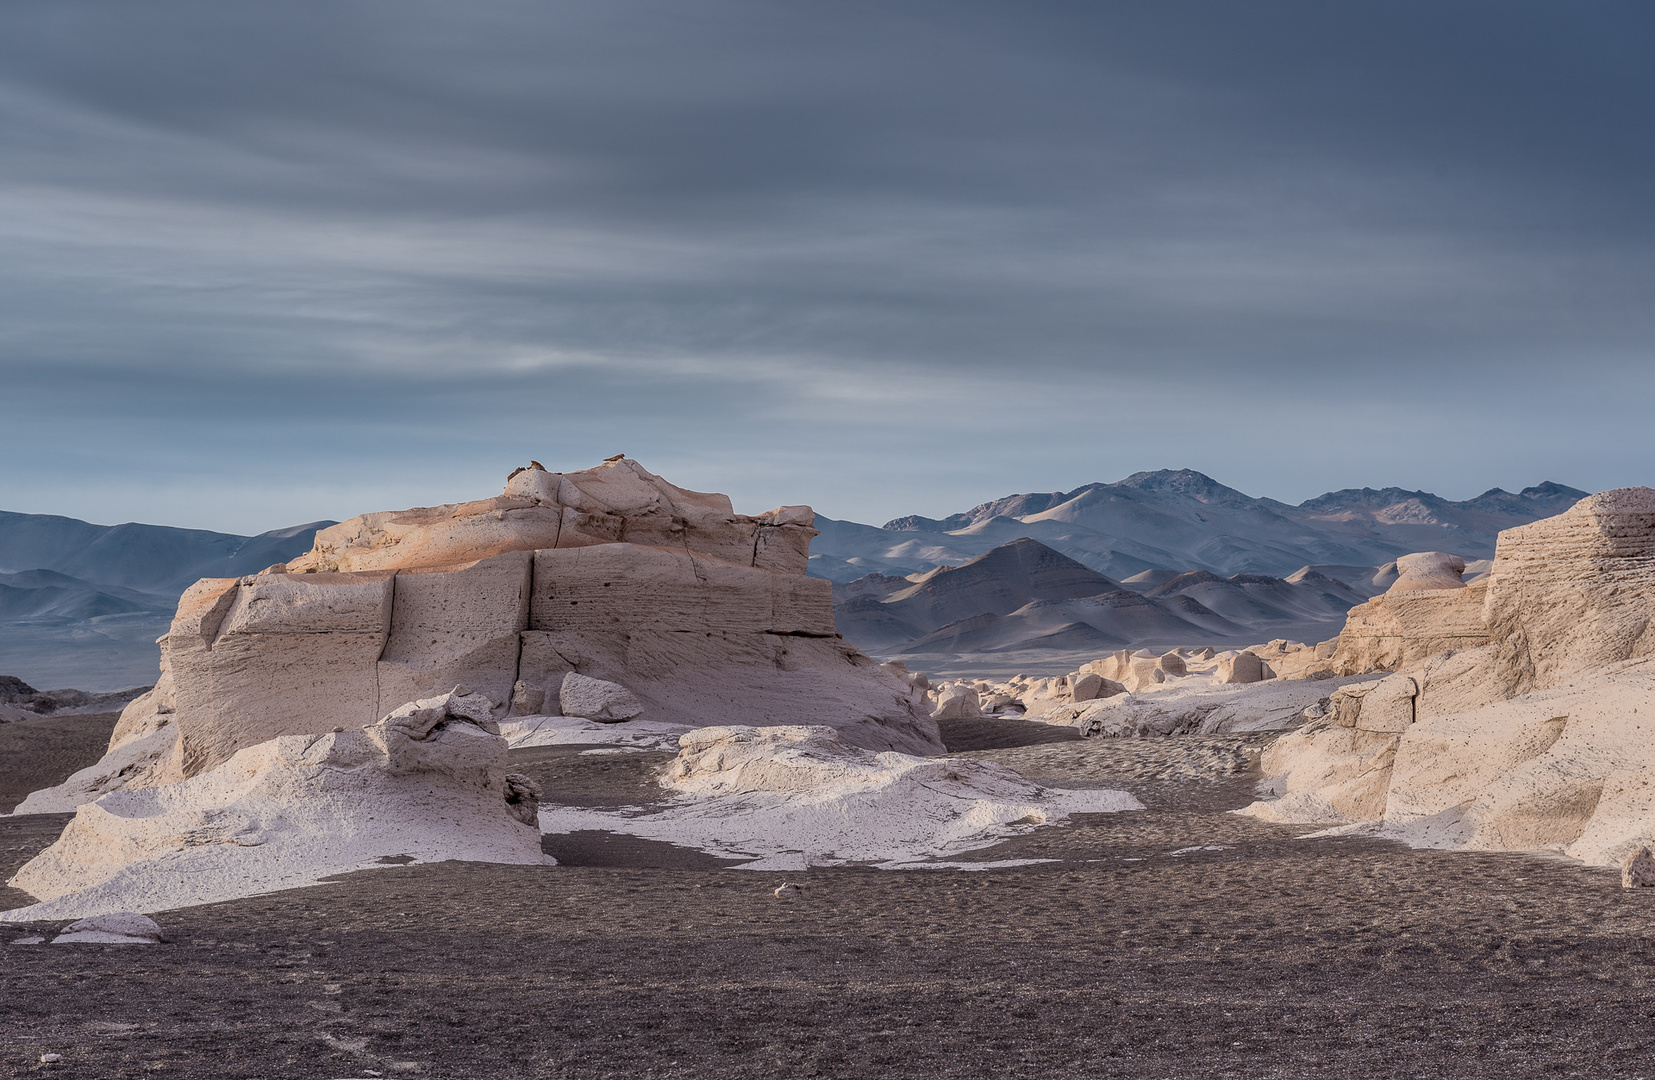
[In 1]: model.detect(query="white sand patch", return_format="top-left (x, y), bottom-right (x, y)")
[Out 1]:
top-left (538, 725), bottom-right (1141, 869)
top-left (3, 694), bottom-right (548, 920)
top-left (499, 715), bottom-right (695, 752)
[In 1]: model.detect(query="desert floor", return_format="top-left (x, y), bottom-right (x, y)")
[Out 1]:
top-left (4, 714), bottom-right (1655, 1079)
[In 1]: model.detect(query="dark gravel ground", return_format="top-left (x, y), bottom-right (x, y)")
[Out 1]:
top-left (0, 711), bottom-right (119, 813)
top-left (3, 717), bottom-right (1655, 1078)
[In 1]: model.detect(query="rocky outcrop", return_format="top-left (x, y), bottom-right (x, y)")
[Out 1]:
top-left (1329, 549), bottom-right (1489, 676)
top-left (1244, 489), bottom-right (1655, 868)
top-left (31, 459), bottom-right (938, 807)
top-left (4, 690), bottom-right (547, 918)
top-left (1070, 672), bottom-right (1125, 703)
top-left (1481, 488), bottom-right (1655, 696)
top-left (1390, 552), bottom-right (1468, 592)
top-left (1216, 651), bottom-right (1269, 685)
top-left (931, 684), bottom-right (982, 720)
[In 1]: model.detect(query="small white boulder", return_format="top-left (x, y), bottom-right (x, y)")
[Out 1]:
top-left (559, 673), bottom-right (643, 723)
top-left (931, 685), bottom-right (982, 720)
top-left (53, 912), bottom-right (163, 944)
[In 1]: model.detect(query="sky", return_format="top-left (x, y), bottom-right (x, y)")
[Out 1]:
top-left (1, 1), bottom-right (1652, 535)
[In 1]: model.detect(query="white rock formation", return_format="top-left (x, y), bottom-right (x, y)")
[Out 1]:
top-left (536, 725), bottom-right (1142, 869)
top-left (1391, 552), bottom-right (1468, 592)
top-left (1051, 673), bottom-right (1370, 738)
top-left (497, 715), bottom-right (695, 752)
top-left (558, 672), bottom-right (643, 722)
top-left (931, 684), bottom-right (982, 720)
top-left (16, 458), bottom-right (939, 812)
top-left (1243, 489), bottom-right (1655, 869)
top-left (51, 913), bottom-right (164, 944)
top-left (2, 690), bottom-right (548, 919)
top-left (1328, 550), bottom-right (1488, 676)
top-left (1216, 651), bottom-right (1269, 685)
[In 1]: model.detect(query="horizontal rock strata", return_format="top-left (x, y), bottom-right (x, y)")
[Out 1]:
top-left (1245, 488), bottom-right (1655, 867)
top-left (23, 459), bottom-right (938, 810)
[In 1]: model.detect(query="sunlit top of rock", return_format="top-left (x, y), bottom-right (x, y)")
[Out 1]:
top-left (286, 457), bottom-right (816, 575)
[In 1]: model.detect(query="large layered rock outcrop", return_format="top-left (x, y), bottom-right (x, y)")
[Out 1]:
top-left (1245, 489), bottom-right (1655, 866)
top-left (21, 459), bottom-right (938, 810)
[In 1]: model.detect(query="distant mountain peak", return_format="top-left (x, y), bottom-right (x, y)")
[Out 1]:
top-left (1117, 468), bottom-right (1227, 494)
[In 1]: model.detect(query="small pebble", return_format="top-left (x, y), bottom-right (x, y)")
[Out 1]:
top-left (41, 1053), bottom-right (62, 1063)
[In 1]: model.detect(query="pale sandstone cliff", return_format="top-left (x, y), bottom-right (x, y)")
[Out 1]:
top-left (17, 459), bottom-right (938, 812)
top-left (1244, 488), bottom-right (1655, 866)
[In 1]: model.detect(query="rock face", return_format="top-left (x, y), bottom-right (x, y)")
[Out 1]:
top-left (5, 690), bottom-right (547, 918)
top-left (1244, 489), bottom-right (1655, 868)
top-left (32, 458), bottom-right (938, 807)
top-left (1329, 555), bottom-right (1490, 676)
top-left (1481, 487), bottom-right (1655, 697)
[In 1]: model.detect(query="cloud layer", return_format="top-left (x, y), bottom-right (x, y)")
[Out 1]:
top-left (2, 1), bottom-right (1652, 531)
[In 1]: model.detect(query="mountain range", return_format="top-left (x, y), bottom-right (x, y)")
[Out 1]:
top-left (0, 470), bottom-right (1590, 688)
top-left (810, 470), bottom-right (1586, 583)
top-left (0, 512), bottom-right (331, 691)
top-left (818, 470), bottom-right (1587, 672)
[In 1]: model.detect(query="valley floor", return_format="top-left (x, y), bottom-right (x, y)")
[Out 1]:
top-left (3, 718), bottom-right (1654, 1078)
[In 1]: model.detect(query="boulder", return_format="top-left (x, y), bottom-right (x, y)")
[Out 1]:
top-left (1624, 847), bottom-right (1655, 889)
top-left (52, 912), bottom-right (163, 944)
top-left (1071, 673), bottom-right (1104, 702)
top-left (1392, 552), bottom-right (1468, 592)
top-left (509, 681), bottom-right (546, 717)
top-left (503, 772), bottom-right (543, 827)
top-left (1158, 651), bottom-right (1187, 677)
top-left (559, 673), bottom-right (643, 723)
top-left (1217, 651), bottom-right (1268, 685)
top-left (932, 685), bottom-right (982, 720)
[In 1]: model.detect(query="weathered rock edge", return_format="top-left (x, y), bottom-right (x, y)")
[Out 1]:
top-left (17, 459), bottom-right (939, 812)
top-left (1243, 488), bottom-right (1655, 867)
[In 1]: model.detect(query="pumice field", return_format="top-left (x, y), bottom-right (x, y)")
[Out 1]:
top-left (5, 3), bottom-right (1654, 1076)
top-left (7, 459), bottom-right (1655, 1077)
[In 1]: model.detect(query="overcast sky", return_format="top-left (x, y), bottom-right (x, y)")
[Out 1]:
top-left (2, 1), bottom-right (1651, 534)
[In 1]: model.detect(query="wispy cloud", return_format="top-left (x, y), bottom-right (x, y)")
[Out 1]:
top-left (0, 1), bottom-right (1651, 531)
